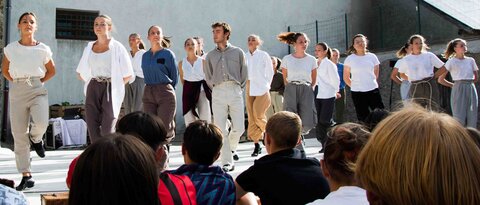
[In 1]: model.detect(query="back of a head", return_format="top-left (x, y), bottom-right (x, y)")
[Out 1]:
top-left (183, 120), bottom-right (223, 165)
top-left (69, 134), bottom-right (159, 205)
top-left (266, 111), bottom-right (301, 149)
top-left (363, 108), bottom-right (390, 131)
top-left (116, 111), bottom-right (167, 150)
top-left (324, 123), bottom-right (370, 185)
top-left (356, 105), bottom-right (480, 205)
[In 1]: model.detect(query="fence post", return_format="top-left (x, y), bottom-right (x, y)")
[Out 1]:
top-left (315, 20), bottom-right (319, 44)
top-left (344, 13), bottom-right (348, 51)
top-left (379, 7), bottom-right (384, 48)
top-left (417, 0), bottom-right (422, 34)
top-left (287, 26), bottom-right (291, 54)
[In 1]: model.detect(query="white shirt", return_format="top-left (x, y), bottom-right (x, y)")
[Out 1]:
top-left (445, 57), bottom-right (478, 81)
top-left (182, 57), bottom-right (205, 82)
top-left (281, 54), bottom-right (317, 83)
top-left (316, 57), bottom-right (340, 99)
top-left (89, 50), bottom-right (112, 78)
top-left (307, 186), bottom-right (369, 205)
top-left (131, 49), bottom-right (146, 78)
top-left (344, 53), bottom-right (380, 92)
top-left (76, 38), bottom-right (134, 118)
top-left (3, 41), bottom-right (52, 79)
top-left (246, 49), bottom-right (274, 96)
top-left (398, 52), bottom-right (444, 81)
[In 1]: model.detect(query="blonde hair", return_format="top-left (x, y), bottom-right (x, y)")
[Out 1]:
top-left (277, 32), bottom-right (309, 45)
top-left (356, 105), bottom-right (480, 205)
top-left (444, 38), bottom-right (467, 59)
top-left (248, 34), bottom-right (263, 46)
top-left (408, 34), bottom-right (429, 52)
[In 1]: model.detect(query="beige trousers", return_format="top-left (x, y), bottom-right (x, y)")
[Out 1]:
top-left (246, 81), bottom-right (271, 142)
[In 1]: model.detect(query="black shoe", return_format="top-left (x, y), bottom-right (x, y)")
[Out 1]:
top-left (251, 144), bottom-right (262, 157)
top-left (16, 176), bottom-right (34, 191)
top-left (222, 164), bottom-right (235, 172)
top-left (232, 151), bottom-right (239, 161)
top-left (30, 139), bottom-right (45, 158)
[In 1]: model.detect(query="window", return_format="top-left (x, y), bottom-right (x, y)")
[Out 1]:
top-left (56, 9), bottom-right (99, 40)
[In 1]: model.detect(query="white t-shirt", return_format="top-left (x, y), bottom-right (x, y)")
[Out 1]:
top-left (445, 57), bottom-right (478, 81)
top-left (316, 57), bottom-right (340, 99)
top-left (344, 53), bottom-right (380, 92)
top-left (131, 49), bottom-right (146, 78)
top-left (398, 52), bottom-right (444, 81)
top-left (281, 54), bottom-right (317, 83)
top-left (3, 41), bottom-right (52, 79)
top-left (182, 57), bottom-right (205, 82)
top-left (246, 49), bottom-right (274, 96)
top-left (307, 186), bottom-right (369, 205)
top-left (89, 49), bottom-right (112, 78)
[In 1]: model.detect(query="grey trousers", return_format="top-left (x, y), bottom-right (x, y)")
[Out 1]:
top-left (143, 84), bottom-right (176, 141)
top-left (124, 77), bottom-right (145, 114)
top-left (283, 83), bottom-right (317, 135)
top-left (451, 80), bottom-right (478, 128)
top-left (85, 80), bottom-right (116, 144)
top-left (409, 77), bottom-right (440, 110)
top-left (10, 78), bottom-right (49, 173)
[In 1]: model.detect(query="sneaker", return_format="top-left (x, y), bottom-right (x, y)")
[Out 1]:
top-left (251, 143), bottom-right (262, 157)
top-left (16, 176), bottom-right (34, 191)
top-left (222, 164), bottom-right (235, 172)
top-left (30, 139), bottom-right (45, 158)
top-left (232, 151), bottom-right (239, 161)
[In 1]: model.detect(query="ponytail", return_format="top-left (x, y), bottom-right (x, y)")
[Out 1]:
top-left (277, 32), bottom-right (307, 45)
top-left (396, 43), bottom-right (409, 58)
top-left (317, 42), bottom-right (332, 59)
top-left (444, 38), bottom-right (466, 59)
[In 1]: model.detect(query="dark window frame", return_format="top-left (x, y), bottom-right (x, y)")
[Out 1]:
top-left (55, 8), bottom-right (99, 40)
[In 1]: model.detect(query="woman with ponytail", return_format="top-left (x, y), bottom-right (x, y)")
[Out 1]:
top-left (314, 42), bottom-right (340, 152)
top-left (142, 25), bottom-right (178, 143)
top-left (438, 38), bottom-right (478, 127)
top-left (277, 32), bottom-right (317, 151)
top-left (124, 33), bottom-right (146, 114)
top-left (390, 43), bottom-right (412, 100)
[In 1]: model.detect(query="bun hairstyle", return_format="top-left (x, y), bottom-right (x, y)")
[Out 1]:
top-left (347, 34), bottom-right (368, 55)
top-left (396, 43), bottom-right (410, 58)
top-left (147, 25), bottom-right (172, 48)
top-left (277, 32), bottom-right (309, 45)
top-left (323, 123), bottom-right (370, 185)
top-left (444, 38), bottom-right (466, 59)
top-left (316, 42), bottom-right (332, 59)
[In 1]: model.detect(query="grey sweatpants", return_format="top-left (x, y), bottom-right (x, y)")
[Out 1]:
top-left (124, 77), bottom-right (145, 114)
top-left (9, 78), bottom-right (49, 173)
top-left (283, 83), bottom-right (317, 134)
top-left (451, 80), bottom-right (478, 128)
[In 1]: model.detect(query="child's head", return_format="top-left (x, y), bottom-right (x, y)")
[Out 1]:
top-left (116, 111), bottom-right (167, 151)
top-left (265, 111), bottom-right (302, 151)
top-left (182, 120), bottom-right (223, 165)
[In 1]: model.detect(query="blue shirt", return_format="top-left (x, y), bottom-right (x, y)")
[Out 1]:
top-left (142, 48), bottom-right (178, 86)
top-left (337, 63), bottom-right (346, 89)
top-left (169, 164), bottom-right (236, 205)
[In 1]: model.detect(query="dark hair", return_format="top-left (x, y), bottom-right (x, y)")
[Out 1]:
top-left (116, 111), bottom-right (167, 150)
top-left (271, 56), bottom-right (282, 72)
top-left (193, 36), bottom-right (205, 56)
top-left (324, 123), bottom-right (370, 185)
top-left (69, 134), bottom-right (159, 205)
top-left (466, 127), bottom-right (480, 149)
top-left (347, 34), bottom-right (368, 54)
top-left (316, 42), bottom-right (332, 59)
top-left (184, 37), bottom-right (196, 47)
top-left (444, 38), bottom-right (466, 58)
top-left (364, 108), bottom-right (390, 131)
top-left (147, 25), bottom-right (172, 48)
top-left (211, 22), bottom-right (232, 40)
top-left (266, 111), bottom-right (302, 149)
top-left (129, 33), bottom-right (145, 50)
top-left (18, 12), bottom-right (37, 24)
top-left (277, 32), bottom-right (309, 45)
top-left (183, 120), bottom-right (223, 165)
top-left (396, 43), bottom-right (410, 58)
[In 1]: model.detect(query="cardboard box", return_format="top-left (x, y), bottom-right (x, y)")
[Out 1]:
top-left (41, 192), bottom-right (69, 205)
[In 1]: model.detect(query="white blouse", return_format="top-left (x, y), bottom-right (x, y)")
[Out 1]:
top-left (246, 49), bottom-right (274, 96)
top-left (344, 53), bottom-right (380, 92)
top-left (445, 57), bottom-right (478, 81)
top-left (131, 49), bottom-right (146, 78)
top-left (398, 52), bottom-right (444, 81)
top-left (316, 57), bottom-right (340, 99)
top-left (182, 57), bottom-right (205, 82)
top-left (89, 50), bottom-right (112, 78)
top-left (281, 54), bottom-right (317, 84)
top-left (3, 41), bottom-right (52, 79)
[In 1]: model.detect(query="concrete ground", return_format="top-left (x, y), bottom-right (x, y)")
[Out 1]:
top-left (0, 139), bottom-right (323, 205)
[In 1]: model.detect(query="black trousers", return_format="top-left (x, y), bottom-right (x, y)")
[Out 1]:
top-left (315, 97), bottom-right (335, 147)
top-left (351, 88), bottom-right (384, 122)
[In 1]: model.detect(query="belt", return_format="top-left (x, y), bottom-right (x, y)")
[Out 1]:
top-left (91, 77), bottom-right (112, 102)
top-left (289, 81), bottom-right (311, 86)
top-left (13, 76), bottom-right (41, 86)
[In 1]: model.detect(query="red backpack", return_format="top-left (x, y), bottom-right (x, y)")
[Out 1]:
top-left (158, 172), bottom-right (197, 205)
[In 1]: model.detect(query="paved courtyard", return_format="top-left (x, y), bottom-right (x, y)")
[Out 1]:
top-left (0, 138), bottom-right (323, 205)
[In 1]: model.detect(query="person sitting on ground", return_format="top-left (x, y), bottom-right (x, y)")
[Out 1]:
top-left (0, 183), bottom-right (28, 205)
top-left (67, 111), bottom-right (196, 204)
top-left (69, 134), bottom-right (160, 205)
top-left (235, 111), bottom-right (330, 205)
top-left (168, 120), bottom-right (235, 205)
top-left (356, 105), bottom-right (480, 204)
top-left (308, 123), bottom-right (370, 204)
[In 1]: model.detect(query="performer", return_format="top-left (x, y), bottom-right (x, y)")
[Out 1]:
top-left (124, 33), bottom-right (146, 114)
top-left (390, 43), bottom-right (412, 101)
top-left (179, 37), bottom-right (211, 126)
top-left (330, 48), bottom-right (346, 123)
top-left (76, 15), bottom-right (133, 143)
top-left (438, 38), bottom-right (478, 127)
top-left (245, 34), bottom-right (274, 157)
top-left (2, 12), bottom-right (56, 190)
top-left (266, 56), bottom-right (284, 119)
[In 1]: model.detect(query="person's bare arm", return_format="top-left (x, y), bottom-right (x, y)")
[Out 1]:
top-left (390, 68), bottom-right (402, 85)
top-left (438, 72), bottom-right (453, 88)
top-left (343, 65), bottom-right (351, 87)
top-left (311, 68), bottom-right (317, 89)
top-left (41, 60), bottom-right (56, 83)
top-left (178, 61), bottom-right (185, 85)
top-left (2, 55), bottom-right (13, 81)
top-left (282, 67), bottom-right (288, 85)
